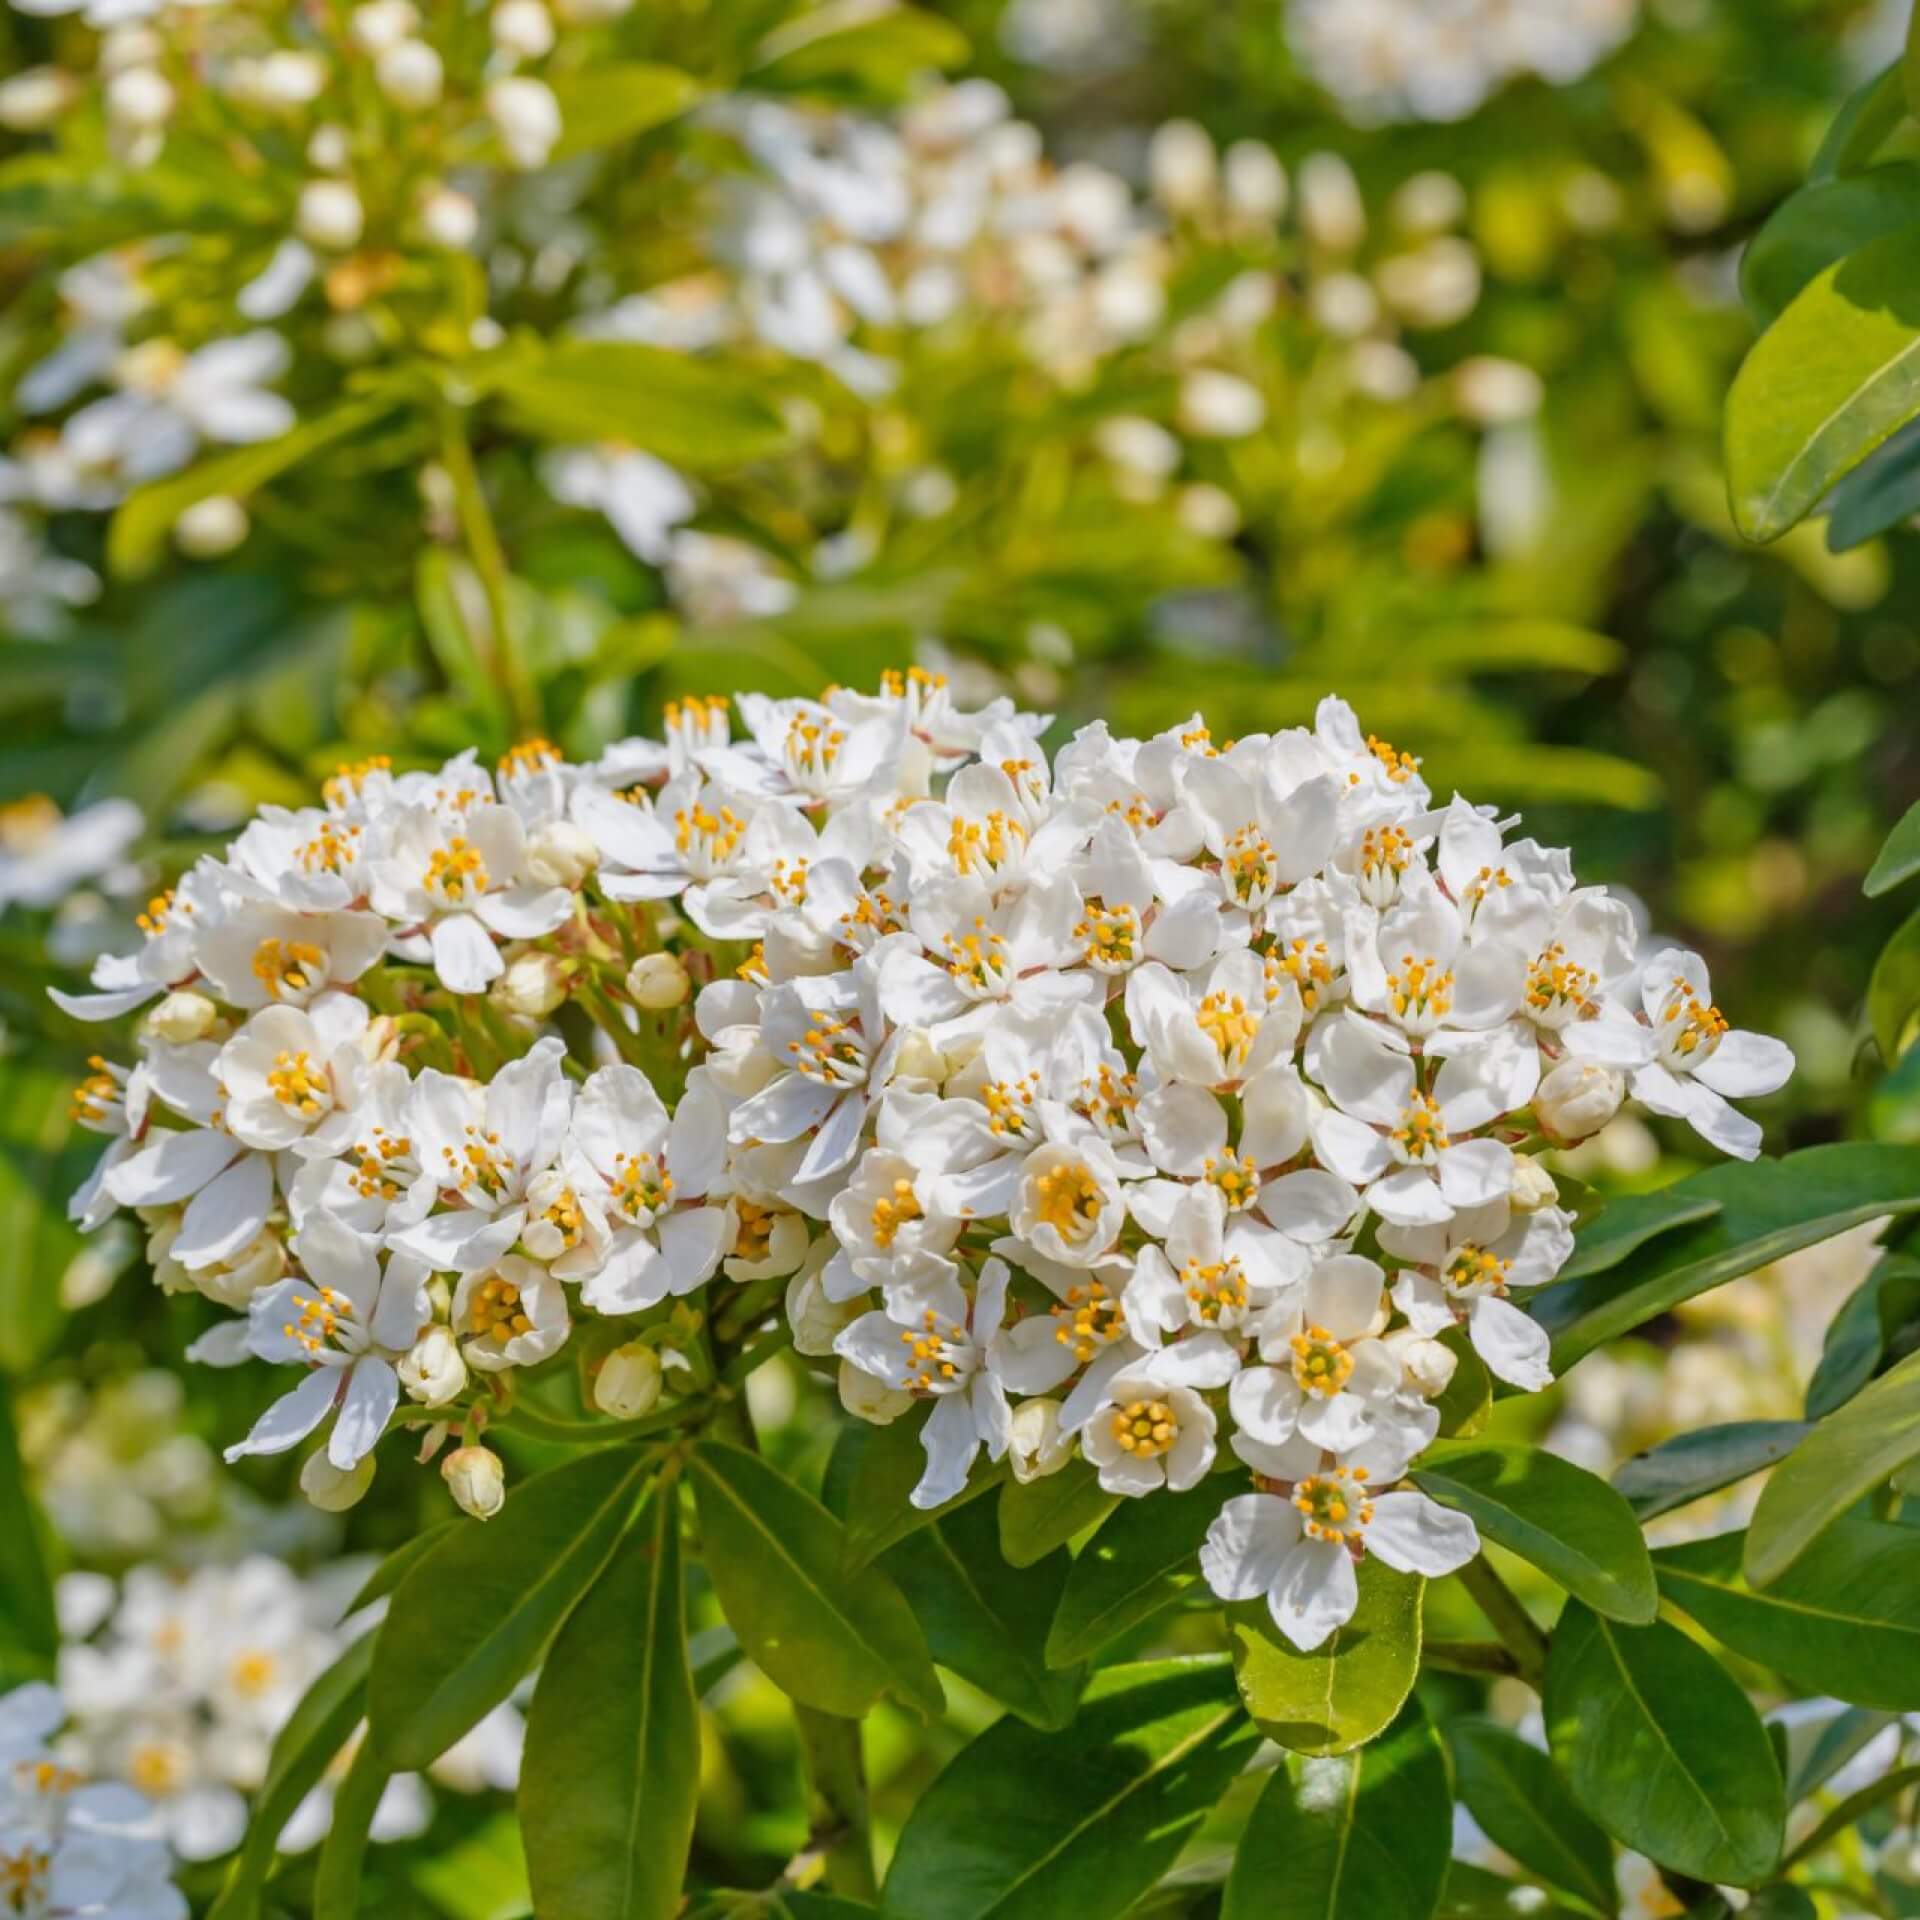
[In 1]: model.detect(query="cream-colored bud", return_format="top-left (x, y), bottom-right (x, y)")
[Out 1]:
top-left (492, 950), bottom-right (570, 1020)
top-left (377, 39), bottom-right (443, 108)
top-left (1535, 1060), bottom-right (1625, 1144)
top-left (1223, 140), bottom-right (1287, 222)
top-left (488, 75), bottom-right (561, 169)
top-left (1008, 1398), bottom-right (1074, 1483)
top-left (147, 989), bottom-right (219, 1044)
top-left (258, 50), bottom-right (327, 106)
top-left (307, 123), bottom-right (350, 170)
top-left (174, 496), bottom-right (249, 558)
top-left (1454, 356), bottom-right (1544, 427)
top-left (0, 67), bottom-right (77, 132)
top-left (105, 68), bottom-right (174, 130)
top-left (191, 1229), bottom-right (288, 1310)
top-left (594, 1342), bottom-right (662, 1419)
top-left (1383, 1328), bottom-right (1457, 1400)
top-left (420, 184), bottom-right (478, 249)
top-left (1508, 1156), bottom-right (1561, 1214)
top-left (491, 0), bottom-right (555, 58)
top-left (523, 819), bottom-right (596, 888)
top-left (301, 1448), bottom-right (375, 1511)
top-left (1298, 151), bottom-right (1365, 252)
top-left (1148, 119), bottom-right (1216, 215)
top-left (297, 179), bottom-right (363, 251)
top-left (838, 1359), bottom-right (913, 1426)
top-left (442, 1444), bottom-right (506, 1519)
top-left (1176, 483), bottom-right (1240, 540)
top-left (1179, 370), bottom-right (1265, 439)
top-left (625, 951), bottom-right (690, 1011)
top-left (785, 1265), bottom-right (858, 1357)
top-left (398, 1325), bottom-right (467, 1407)
top-left (350, 0), bottom-right (418, 51)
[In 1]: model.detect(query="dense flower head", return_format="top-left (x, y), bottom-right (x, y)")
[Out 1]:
top-left (57, 685), bottom-right (1793, 1652)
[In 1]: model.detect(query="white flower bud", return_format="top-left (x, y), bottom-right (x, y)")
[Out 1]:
top-left (259, 50), bottom-right (328, 107)
top-left (785, 1265), bottom-right (858, 1357)
top-left (594, 1342), bottom-right (661, 1418)
top-left (1176, 483), bottom-right (1240, 540)
top-left (307, 124), bottom-right (351, 170)
top-left (491, 950), bottom-right (570, 1020)
top-left (419, 184), bottom-right (478, 250)
top-left (297, 179), bottom-right (364, 251)
top-left (174, 495), bottom-right (249, 558)
top-left (1536, 1059), bottom-right (1626, 1144)
top-left (488, 76), bottom-right (561, 169)
top-left (1383, 1328), bottom-right (1458, 1399)
top-left (524, 818), bottom-right (597, 888)
top-left (1148, 119), bottom-right (1215, 215)
top-left (625, 952), bottom-right (690, 1011)
top-left (838, 1359), bottom-right (913, 1426)
top-left (1008, 1398), bottom-right (1074, 1483)
top-left (105, 68), bottom-right (174, 130)
top-left (301, 1448), bottom-right (375, 1511)
top-left (491, 0), bottom-right (555, 58)
top-left (1179, 370), bottom-right (1265, 439)
top-left (146, 989), bottom-right (219, 1043)
top-left (0, 67), bottom-right (77, 132)
top-left (187, 1228), bottom-right (288, 1309)
top-left (1455, 356), bottom-right (1544, 427)
top-left (1508, 1156), bottom-right (1561, 1214)
top-left (398, 1325), bottom-right (467, 1407)
top-left (442, 1443), bottom-right (506, 1519)
top-left (1298, 151), bottom-right (1365, 252)
top-left (100, 26), bottom-right (162, 73)
top-left (350, 0), bottom-right (418, 52)
top-left (1223, 140), bottom-right (1287, 222)
top-left (377, 39), bottom-right (443, 108)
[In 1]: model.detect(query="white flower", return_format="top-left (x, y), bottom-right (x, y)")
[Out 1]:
top-left (542, 447), bottom-right (693, 561)
top-left (489, 75), bottom-right (562, 168)
top-left (1630, 948), bottom-right (1793, 1160)
top-left (1125, 949), bottom-right (1303, 1090)
top-left (194, 898), bottom-right (387, 1010)
top-left (0, 794), bottom-right (141, 911)
top-left (1081, 1369), bottom-right (1216, 1494)
top-left (699, 692), bottom-right (908, 809)
top-left (453, 1255), bottom-right (571, 1371)
top-left (214, 992), bottom-right (372, 1154)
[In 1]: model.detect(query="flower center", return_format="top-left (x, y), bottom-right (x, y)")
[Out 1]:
top-left (769, 856), bottom-right (810, 904)
top-left (350, 1128), bottom-right (412, 1201)
top-left (1033, 1162), bottom-right (1106, 1244)
top-left (1357, 825), bottom-right (1413, 905)
top-left (870, 1178), bottom-right (921, 1249)
top-left (230, 1650), bottom-right (278, 1698)
top-left (1444, 1243), bottom-right (1511, 1301)
top-left (1290, 1324), bottom-right (1356, 1396)
top-left (127, 1741), bottom-right (186, 1797)
top-left (1203, 1148), bottom-right (1260, 1211)
top-left (1110, 1397), bottom-right (1179, 1460)
top-left (1461, 864), bottom-right (1512, 922)
top-left (1656, 975), bottom-right (1728, 1065)
top-left (1366, 734), bottom-right (1418, 783)
top-left (674, 802), bottom-right (746, 873)
top-left (1294, 1466), bottom-right (1373, 1542)
top-left (499, 737), bottom-right (563, 778)
top-left (983, 1074), bottom-right (1038, 1138)
top-left (469, 1275), bottom-right (533, 1345)
top-left (283, 1284), bottom-right (352, 1356)
top-left (268, 1049), bottom-right (330, 1115)
top-left (1391, 1092), bottom-right (1449, 1163)
top-left (1074, 1064), bottom-right (1139, 1138)
top-left (444, 1126), bottom-right (511, 1199)
top-left (943, 919), bottom-right (1010, 994)
top-left (1053, 1280), bottom-right (1125, 1362)
top-left (787, 1013), bottom-right (870, 1088)
top-left (900, 1308), bottom-right (967, 1391)
top-left (663, 694), bottom-right (729, 757)
top-left (298, 820), bottom-right (362, 872)
top-left (1184, 1256), bottom-right (1250, 1324)
top-left (836, 886), bottom-right (905, 947)
top-left (136, 888), bottom-right (177, 937)
top-left (253, 936), bottom-right (326, 1000)
top-left (322, 755), bottom-right (391, 807)
top-left (1197, 990), bottom-right (1259, 1075)
top-left (1223, 825), bottom-right (1279, 907)
top-left (70, 1056), bottom-right (119, 1125)
top-left (1386, 953), bottom-right (1454, 1035)
top-left (784, 714), bottom-right (847, 786)
top-left (947, 809), bottom-right (1026, 879)
top-left (612, 1151), bottom-right (672, 1222)
top-left (1268, 936), bottom-right (1336, 1011)
top-left (542, 1186), bottom-right (584, 1247)
top-left (1075, 897), bottom-right (1141, 972)
top-left (730, 1199), bottom-right (783, 1263)
top-left (425, 836), bottom-right (489, 903)
top-left (1525, 943), bottom-right (1597, 1025)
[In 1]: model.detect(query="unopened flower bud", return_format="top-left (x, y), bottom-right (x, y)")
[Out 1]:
top-left (1148, 119), bottom-right (1215, 215)
top-left (298, 179), bottom-right (364, 251)
top-left (1298, 151), bottom-right (1365, 251)
top-left (0, 67), bottom-right (77, 132)
top-left (525, 819), bottom-right (597, 888)
top-left (192, 1228), bottom-right (288, 1309)
top-left (1536, 1060), bottom-right (1625, 1144)
top-left (257, 50), bottom-right (327, 107)
top-left (594, 1342), bottom-right (661, 1418)
top-left (491, 0), bottom-right (555, 58)
top-left (420, 184), bottom-right (478, 250)
top-left (492, 950), bottom-right (570, 1020)
top-left (301, 1448), bottom-right (375, 1511)
top-left (1383, 1328), bottom-right (1458, 1399)
top-left (147, 989), bottom-right (218, 1043)
top-left (350, 0), bottom-right (418, 51)
top-left (106, 68), bottom-right (174, 130)
top-left (307, 123), bottom-right (350, 170)
top-left (377, 39), bottom-right (443, 108)
top-left (398, 1325), bottom-right (467, 1407)
top-left (1223, 140), bottom-right (1287, 223)
top-left (839, 1359), bottom-right (913, 1426)
top-left (1508, 1156), bottom-right (1560, 1214)
top-left (488, 76), bottom-right (561, 169)
top-left (1179, 370), bottom-right (1265, 439)
top-left (785, 1264), bottom-right (857, 1356)
top-left (1008, 1398), bottom-right (1074, 1483)
top-left (100, 26), bottom-right (162, 73)
top-left (442, 1444), bottom-right (506, 1519)
top-left (623, 951), bottom-right (689, 1010)
top-left (174, 495), bottom-right (249, 558)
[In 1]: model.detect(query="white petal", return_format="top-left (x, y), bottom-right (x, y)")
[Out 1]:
top-left (173, 1152), bottom-right (274, 1269)
top-left (1266, 1538), bottom-right (1358, 1651)
top-left (429, 913), bottom-right (503, 991)
top-left (1228, 1365), bottom-right (1302, 1445)
top-left (1693, 1031), bottom-right (1794, 1100)
top-left (1200, 1492), bottom-right (1299, 1603)
top-left (329, 1359), bottom-right (398, 1469)
top-left (1364, 1491), bottom-right (1480, 1577)
top-left (222, 1367), bottom-right (340, 1462)
top-left (1469, 1295), bottom-right (1554, 1391)
top-left (105, 1127), bottom-right (242, 1207)
top-left (915, 1392), bottom-right (981, 1509)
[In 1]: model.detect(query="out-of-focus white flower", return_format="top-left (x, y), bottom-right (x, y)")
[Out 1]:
top-left (174, 494), bottom-right (250, 557)
top-left (542, 447), bottom-right (694, 562)
top-left (492, 0), bottom-right (555, 58)
top-left (0, 795), bottom-right (142, 911)
top-left (296, 179), bottom-right (365, 251)
top-left (376, 39), bottom-right (443, 109)
top-left (489, 75), bottom-right (562, 168)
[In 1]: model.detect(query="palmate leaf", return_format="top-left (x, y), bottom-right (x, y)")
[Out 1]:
top-left (881, 1657), bottom-right (1259, 1920)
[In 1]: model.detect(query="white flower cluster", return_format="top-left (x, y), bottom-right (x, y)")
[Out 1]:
top-left (50, 1558), bottom-right (521, 1863)
top-left (59, 682), bottom-right (1791, 1648)
top-left (0, 1682), bottom-right (184, 1920)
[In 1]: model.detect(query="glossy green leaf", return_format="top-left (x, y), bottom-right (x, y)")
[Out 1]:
top-left (342, 1523), bottom-right (459, 1618)
top-left (1725, 229), bottom-right (1920, 541)
top-left (1867, 798), bottom-right (1920, 896)
top-left (0, 1376), bottom-right (55, 1682)
top-left (1544, 1603), bottom-right (1784, 1887)
top-left (1044, 1478), bottom-right (1219, 1668)
top-left (1805, 1254), bottom-right (1920, 1417)
top-left (1870, 904), bottom-right (1920, 1063)
top-left (1223, 1698), bottom-right (1450, 1920)
top-left (689, 1438), bottom-right (942, 1720)
top-left (1791, 1706), bottom-right (1896, 1801)
top-left (522, 1490), bottom-right (696, 1920)
top-left (369, 1445), bottom-right (649, 1768)
top-left (494, 342), bottom-right (789, 469)
top-left (1810, 65), bottom-right (1908, 183)
top-left (313, 1737), bottom-right (392, 1920)
top-left (1549, 1185), bottom-right (1724, 1284)
top-left (548, 65), bottom-right (701, 158)
top-left (1749, 1347), bottom-right (1920, 1584)
top-left (1412, 1442), bottom-right (1657, 1623)
top-left (998, 1459), bottom-right (1118, 1568)
top-left (882, 1497), bottom-right (1083, 1730)
top-left (1659, 1518), bottom-right (1920, 1708)
top-left (1740, 166), bottom-right (1920, 327)
top-left (1612, 1421), bottom-right (1809, 1520)
top-left (826, 1408), bottom-right (999, 1567)
top-left (208, 1633), bottom-right (374, 1920)
top-left (1446, 1718), bottom-right (1616, 1917)
top-left (1532, 1146), bottom-right (1920, 1372)
top-left (882, 1657), bottom-right (1257, 1920)
top-left (1226, 1560), bottom-right (1423, 1757)
top-left (1437, 1863), bottom-right (1586, 1919)
top-left (1825, 415), bottom-right (1920, 547)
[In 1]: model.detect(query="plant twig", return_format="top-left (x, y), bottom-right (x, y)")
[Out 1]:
top-left (1458, 1554), bottom-right (1550, 1688)
top-left (1422, 1637), bottom-right (1521, 1679)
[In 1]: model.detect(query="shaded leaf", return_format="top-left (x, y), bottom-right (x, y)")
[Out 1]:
top-left (1867, 798), bottom-right (1920, 897)
top-left (1826, 415), bottom-right (1920, 548)
top-left (549, 65), bottom-right (701, 157)
top-left (749, 2), bottom-right (969, 103)
top-left (1805, 1254), bottom-right (1920, 1418)
top-left (1870, 904), bottom-right (1920, 1063)
top-left (1447, 1718), bottom-right (1616, 1917)
top-left (0, 1376), bottom-right (55, 1683)
top-left (998, 1459), bottom-right (1117, 1569)
top-left (1045, 1478), bottom-right (1220, 1669)
top-left (825, 1408), bottom-right (999, 1568)
top-left (1740, 166), bottom-right (1920, 327)
top-left (1612, 1421), bottom-right (1809, 1520)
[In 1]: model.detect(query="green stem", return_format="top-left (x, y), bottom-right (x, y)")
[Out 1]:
top-left (1421, 1638), bottom-right (1521, 1679)
top-left (792, 1704), bottom-right (879, 1902)
top-left (436, 398), bottom-right (538, 738)
top-left (1458, 1555), bottom-right (1550, 1688)
top-left (721, 1322), bottom-right (793, 1385)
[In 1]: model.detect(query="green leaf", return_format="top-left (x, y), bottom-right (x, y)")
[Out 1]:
top-left (1412, 1442), bottom-right (1656, 1624)
top-left (1906, 2), bottom-right (1920, 120)
top-left (1438, 1863), bottom-right (1587, 1919)
top-left (881, 1657), bottom-right (1258, 1920)
top-left (688, 1438), bottom-right (942, 1720)
top-left (1044, 1478), bottom-right (1220, 1669)
top-left (1867, 798), bottom-right (1920, 896)
top-left (1790, 1705), bottom-right (1896, 1799)
top-left (369, 1445), bottom-right (649, 1769)
top-left (882, 1498), bottom-right (1083, 1730)
top-left (1811, 66), bottom-right (1909, 185)
top-left (1725, 229), bottom-right (1920, 541)
top-left (415, 550), bottom-right (509, 732)
top-left (209, 1633), bottom-right (375, 1920)
top-left (1825, 416), bottom-right (1920, 548)
top-left (0, 1060), bottom-right (95, 1374)
top-left (1223, 1698), bottom-right (1451, 1920)
top-left (1612, 1421), bottom-right (1809, 1520)
top-left (748, 2), bottom-right (969, 103)
top-left (998, 1459), bottom-right (1118, 1568)
top-left (342, 1523), bottom-right (459, 1617)
top-left (0, 1376), bottom-right (55, 1682)
top-left (522, 1489), bottom-right (696, 1920)
top-left (1870, 904), bottom-right (1920, 1063)
top-left (1544, 1603), bottom-right (1784, 1887)
top-left (1748, 1347), bottom-right (1920, 1584)
top-left (313, 1737), bottom-right (392, 1920)
top-left (1226, 1560), bottom-right (1423, 1758)
top-left (1805, 1254), bottom-right (1920, 1417)
top-left (1740, 167), bottom-right (1920, 327)
top-left (1657, 1519), bottom-right (1920, 1709)
top-left (1531, 1147), bottom-right (1920, 1372)
top-left (548, 65), bottom-right (701, 157)
top-left (1446, 1718), bottom-right (1617, 1917)
top-left (1549, 1186), bottom-right (1724, 1285)
top-left (109, 395), bottom-right (396, 578)
top-left (825, 1408), bottom-right (999, 1567)
top-left (493, 343), bottom-right (790, 470)
top-left (1782, 1761), bottom-right (1920, 1869)
top-left (1433, 1327), bottom-right (1492, 1440)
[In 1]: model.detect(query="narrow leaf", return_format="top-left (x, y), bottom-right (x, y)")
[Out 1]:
top-left (1866, 798), bottom-right (1920, 896)
top-left (998, 1460), bottom-right (1117, 1568)
top-left (0, 1376), bottom-right (56, 1680)
top-left (313, 1737), bottom-right (392, 1920)
top-left (1045, 1478), bottom-right (1220, 1668)
top-left (1869, 903), bottom-right (1920, 1063)
top-left (1612, 1421), bottom-right (1808, 1520)
top-left (1447, 1718), bottom-right (1616, 1916)
top-left (1805, 1254), bottom-right (1920, 1418)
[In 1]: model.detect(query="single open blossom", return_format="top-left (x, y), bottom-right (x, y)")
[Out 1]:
top-left (1081, 1369), bottom-right (1217, 1494)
